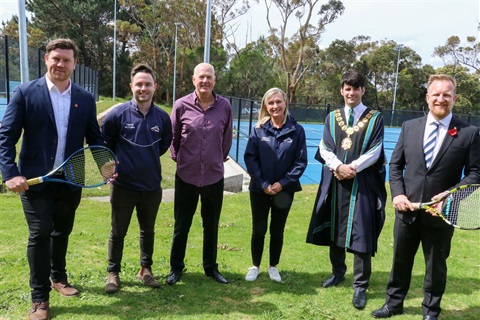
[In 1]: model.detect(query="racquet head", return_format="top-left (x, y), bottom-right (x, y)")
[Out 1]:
top-left (62, 146), bottom-right (116, 188)
top-left (440, 184), bottom-right (480, 230)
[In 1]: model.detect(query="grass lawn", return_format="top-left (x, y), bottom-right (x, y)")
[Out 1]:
top-left (0, 97), bottom-right (478, 319)
top-left (0, 182), bottom-right (479, 319)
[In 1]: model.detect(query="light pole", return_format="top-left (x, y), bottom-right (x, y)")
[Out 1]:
top-left (173, 22), bottom-right (183, 104)
top-left (113, 0), bottom-right (117, 101)
top-left (18, 0), bottom-right (29, 83)
top-left (391, 44), bottom-right (404, 127)
top-left (204, 0), bottom-right (212, 62)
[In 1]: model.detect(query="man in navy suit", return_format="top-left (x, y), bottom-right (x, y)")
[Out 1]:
top-left (0, 38), bottom-right (104, 320)
top-left (372, 74), bottom-right (480, 320)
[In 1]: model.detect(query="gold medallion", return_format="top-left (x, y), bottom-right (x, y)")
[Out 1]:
top-left (341, 137), bottom-right (353, 150)
top-left (332, 109), bottom-right (376, 151)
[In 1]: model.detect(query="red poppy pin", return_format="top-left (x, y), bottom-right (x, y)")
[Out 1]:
top-left (448, 127), bottom-right (457, 137)
top-left (74, 104), bottom-right (78, 108)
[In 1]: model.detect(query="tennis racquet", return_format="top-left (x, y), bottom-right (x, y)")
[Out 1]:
top-left (411, 184), bottom-right (480, 230)
top-left (27, 145), bottom-right (116, 188)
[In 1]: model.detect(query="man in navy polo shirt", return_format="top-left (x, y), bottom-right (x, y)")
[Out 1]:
top-left (101, 64), bottom-right (172, 293)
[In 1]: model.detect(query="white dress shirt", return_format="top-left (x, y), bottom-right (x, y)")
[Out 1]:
top-left (320, 103), bottom-right (383, 172)
top-left (424, 112), bottom-right (452, 165)
top-left (46, 76), bottom-right (72, 168)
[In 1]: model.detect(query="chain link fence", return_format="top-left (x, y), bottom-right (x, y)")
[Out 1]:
top-left (1, 35), bottom-right (99, 121)
top-left (225, 95), bottom-right (480, 164)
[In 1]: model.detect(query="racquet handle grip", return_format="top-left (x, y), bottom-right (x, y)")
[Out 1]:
top-left (27, 177), bottom-right (43, 186)
top-left (410, 202), bottom-right (422, 209)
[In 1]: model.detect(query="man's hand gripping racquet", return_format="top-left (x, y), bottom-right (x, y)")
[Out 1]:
top-left (27, 145), bottom-right (117, 188)
top-left (411, 184), bottom-right (480, 230)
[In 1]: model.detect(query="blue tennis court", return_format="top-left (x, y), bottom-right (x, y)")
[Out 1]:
top-left (0, 98), bottom-right (7, 121)
top-left (229, 122), bottom-right (401, 185)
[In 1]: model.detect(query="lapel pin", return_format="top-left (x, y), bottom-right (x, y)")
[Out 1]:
top-left (448, 127), bottom-right (457, 137)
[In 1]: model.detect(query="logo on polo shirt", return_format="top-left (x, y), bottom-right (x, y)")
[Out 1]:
top-left (283, 138), bottom-right (293, 143)
top-left (261, 137), bottom-right (270, 142)
top-left (151, 125), bottom-right (160, 132)
top-left (125, 123), bottom-right (135, 129)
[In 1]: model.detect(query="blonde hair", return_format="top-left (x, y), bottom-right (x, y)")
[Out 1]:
top-left (427, 74), bottom-right (457, 93)
top-left (255, 88), bottom-right (290, 128)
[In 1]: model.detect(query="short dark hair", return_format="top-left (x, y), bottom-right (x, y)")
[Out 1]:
top-left (341, 70), bottom-right (366, 89)
top-left (131, 64), bottom-right (156, 83)
top-left (45, 38), bottom-right (80, 59)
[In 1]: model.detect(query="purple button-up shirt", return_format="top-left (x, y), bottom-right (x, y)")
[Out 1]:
top-left (170, 92), bottom-right (233, 187)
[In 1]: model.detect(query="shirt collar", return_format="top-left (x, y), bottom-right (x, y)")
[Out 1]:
top-left (345, 102), bottom-right (366, 117)
top-left (45, 75), bottom-right (72, 95)
top-left (194, 91), bottom-right (217, 106)
top-left (427, 112), bottom-right (452, 128)
top-left (130, 99), bottom-right (153, 114)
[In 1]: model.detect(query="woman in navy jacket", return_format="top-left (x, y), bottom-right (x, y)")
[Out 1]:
top-left (244, 88), bottom-right (307, 282)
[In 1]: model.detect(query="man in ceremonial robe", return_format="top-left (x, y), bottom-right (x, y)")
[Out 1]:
top-left (306, 70), bottom-right (386, 310)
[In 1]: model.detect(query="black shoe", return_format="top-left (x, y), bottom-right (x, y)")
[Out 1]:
top-left (352, 289), bottom-right (366, 309)
top-left (371, 304), bottom-right (404, 318)
top-left (206, 270), bottom-right (229, 284)
top-left (166, 270), bottom-right (182, 285)
top-left (322, 274), bottom-right (345, 288)
top-left (423, 316), bottom-right (438, 320)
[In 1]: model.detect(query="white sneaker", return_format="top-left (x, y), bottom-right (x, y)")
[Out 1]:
top-left (268, 266), bottom-right (282, 282)
top-left (245, 266), bottom-right (260, 281)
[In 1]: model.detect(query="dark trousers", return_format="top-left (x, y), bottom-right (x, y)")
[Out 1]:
top-left (20, 183), bottom-right (81, 302)
top-left (107, 184), bottom-right (162, 273)
top-left (169, 175), bottom-right (224, 273)
top-left (385, 216), bottom-right (454, 317)
top-left (250, 191), bottom-right (293, 267)
top-left (329, 243), bottom-right (372, 291)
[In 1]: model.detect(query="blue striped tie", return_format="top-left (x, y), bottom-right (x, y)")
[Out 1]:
top-left (424, 122), bottom-right (439, 169)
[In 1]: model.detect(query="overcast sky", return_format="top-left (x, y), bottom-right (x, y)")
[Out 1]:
top-left (1, 0), bottom-right (479, 68)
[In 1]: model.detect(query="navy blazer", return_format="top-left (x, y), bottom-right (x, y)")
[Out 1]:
top-left (0, 76), bottom-right (103, 190)
top-left (389, 115), bottom-right (480, 228)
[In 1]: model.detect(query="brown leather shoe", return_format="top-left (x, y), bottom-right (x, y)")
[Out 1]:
top-left (29, 301), bottom-right (49, 320)
top-left (137, 267), bottom-right (161, 288)
top-left (105, 272), bottom-right (120, 294)
top-left (51, 280), bottom-right (80, 297)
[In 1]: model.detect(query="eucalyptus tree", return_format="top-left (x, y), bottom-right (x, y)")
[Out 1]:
top-left (434, 36), bottom-right (480, 74)
top-left (435, 65), bottom-right (480, 115)
top-left (25, 0), bottom-right (116, 95)
top-left (299, 36), bottom-right (373, 106)
top-left (119, 0), bottom-right (231, 102)
top-left (261, 0), bottom-right (345, 103)
top-left (225, 39), bottom-right (277, 99)
top-left (359, 41), bottom-right (422, 110)
top-left (213, 0), bottom-right (251, 53)
top-left (26, 0), bottom-right (114, 68)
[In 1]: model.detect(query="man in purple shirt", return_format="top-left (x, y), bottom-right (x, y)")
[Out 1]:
top-left (166, 62), bottom-right (233, 285)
